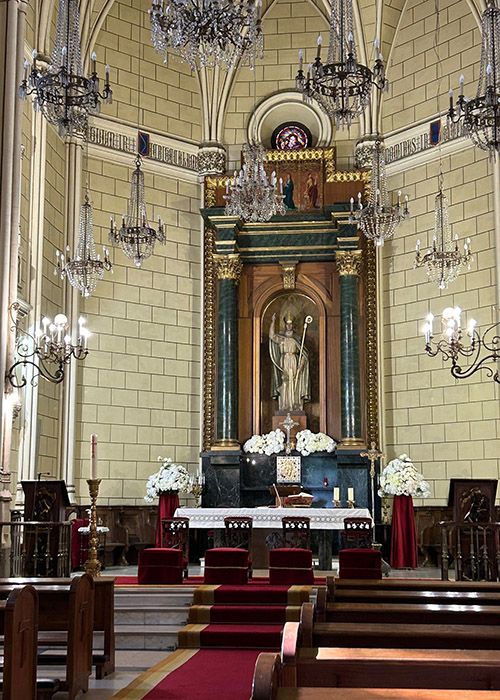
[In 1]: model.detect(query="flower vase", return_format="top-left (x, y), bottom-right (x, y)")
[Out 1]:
top-left (155, 490), bottom-right (180, 547)
top-left (390, 494), bottom-right (417, 568)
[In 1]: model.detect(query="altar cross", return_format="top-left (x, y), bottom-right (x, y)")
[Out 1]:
top-left (280, 413), bottom-right (299, 455)
top-left (360, 441), bottom-right (384, 542)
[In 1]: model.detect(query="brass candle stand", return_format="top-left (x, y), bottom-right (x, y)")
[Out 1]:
top-left (84, 478), bottom-right (102, 578)
top-left (347, 499), bottom-right (356, 509)
top-left (332, 499), bottom-right (341, 508)
top-left (191, 477), bottom-right (203, 508)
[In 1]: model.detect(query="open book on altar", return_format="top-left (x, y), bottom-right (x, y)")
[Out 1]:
top-left (270, 483), bottom-right (314, 507)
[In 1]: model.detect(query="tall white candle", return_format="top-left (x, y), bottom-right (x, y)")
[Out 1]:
top-left (91, 434), bottom-right (98, 480)
top-left (348, 487), bottom-right (354, 501)
top-left (333, 487), bottom-right (340, 501)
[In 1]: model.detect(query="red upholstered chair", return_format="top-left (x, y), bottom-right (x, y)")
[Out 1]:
top-left (161, 517), bottom-right (190, 578)
top-left (338, 547), bottom-right (382, 579)
top-left (269, 547), bottom-right (314, 585)
top-left (204, 547), bottom-right (250, 584)
top-left (137, 547), bottom-right (183, 584)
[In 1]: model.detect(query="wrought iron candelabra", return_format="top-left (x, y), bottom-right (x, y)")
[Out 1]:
top-left (84, 479), bottom-right (102, 578)
top-left (7, 305), bottom-right (90, 387)
top-left (423, 307), bottom-right (500, 384)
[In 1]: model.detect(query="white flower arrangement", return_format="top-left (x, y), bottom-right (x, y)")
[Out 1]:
top-left (243, 429), bottom-right (285, 456)
top-left (295, 430), bottom-right (336, 456)
top-left (378, 454), bottom-right (431, 498)
top-left (144, 456), bottom-right (193, 503)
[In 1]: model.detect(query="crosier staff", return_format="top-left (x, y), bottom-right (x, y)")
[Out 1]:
top-left (293, 315), bottom-right (313, 396)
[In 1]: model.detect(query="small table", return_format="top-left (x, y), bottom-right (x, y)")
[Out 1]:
top-left (175, 507), bottom-right (372, 570)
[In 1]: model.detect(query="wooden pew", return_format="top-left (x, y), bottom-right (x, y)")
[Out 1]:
top-left (0, 586), bottom-right (38, 700)
top-left (0, 575), bottom-right (94, 699)
top-left (280, 616), bottom-right (500, 690)
top-left (251, 653), bottom-right (500, 700)
top-left (324, 601), bottom-right (500, 625)
top-left (0, 576), bottom-right (115, 678)
top-left (328, 576), bottom-right (500, 595)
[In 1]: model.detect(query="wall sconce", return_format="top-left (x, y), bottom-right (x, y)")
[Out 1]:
top-left (423, 307), bottom-right (499, 383)
top-left (6, 303), bottom-right (91, 387)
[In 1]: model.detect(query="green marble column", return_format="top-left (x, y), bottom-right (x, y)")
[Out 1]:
top-left (337, 251), bottom-right (363, 445)
top-left (214, 254), bottom-right (242, 446)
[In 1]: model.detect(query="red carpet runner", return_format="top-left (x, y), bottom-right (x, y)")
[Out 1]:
top-left (179, 584), bottom-right (311, 649)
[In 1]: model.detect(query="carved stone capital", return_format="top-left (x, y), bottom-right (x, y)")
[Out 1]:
top-left (280, 261), bottom-right (297, 289)
top-left (336, 250), bottom-right (363, 276)
top-left (354, 136), bottom-right (380, 169)
top-left (214, 253), bottom-right (243, 281)
top-left (198, 144), bottom-right (226, 176)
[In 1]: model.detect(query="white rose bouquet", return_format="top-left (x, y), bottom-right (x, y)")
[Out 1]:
top-left (144, 456), bottom-right (193, 503)
top-left (296, 430), bottom-right (336, 456)
top-left (378, 454), bottom-right (431, 498)
top-left (243, 429), bottom-right (285, 456)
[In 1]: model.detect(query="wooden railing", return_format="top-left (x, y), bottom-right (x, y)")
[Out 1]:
top-left (439, 520), bottom-right (500, 582)
top-left (0, 521), bottom-right (71, 577)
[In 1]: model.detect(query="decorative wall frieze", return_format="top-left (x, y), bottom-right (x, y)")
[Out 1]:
top-left (213, 253), bottom-right (243, 281)
top-left (328, 170), bottom-right (371, 184)
top-left (280, 261), bottom-right (297, 289)
top-left (336, 250), bottom-right (363, 276)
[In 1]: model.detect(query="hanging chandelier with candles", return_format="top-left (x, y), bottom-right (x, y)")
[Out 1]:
top-left (224, 143), bottom-right (286, 223)
top-left (448, 0), bottom-right (500, 155)
top-left (19, 0), bottom-right (112, 137)
top-left (149, 0), bottom-right (263, 70)
top-left (109, 156), bottom-right (165, 268)
top-left (295, 0), bottom-right (387, 128)
top-left (349, 139), bottom-right (409, 246)
top-left (423, 307), bottom-right (500, 384)
top-left (7, 305), bottom-right (90, 387)
top-left (56, 195), bottom-right (112, 297)
top-left (414, 184), bottom-right (472, 289)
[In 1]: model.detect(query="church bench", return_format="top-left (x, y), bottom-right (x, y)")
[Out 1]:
top-left (0, 576), bottom-right (115, 678)
top-left (327, 576), bottom-right (500, 595)
top-left (323, 601), bottom-right (500, 625)
top-left (0, 575), bottom-right (94, 699)
top-left (328, 588), bottom-right (500, 605)
top-left (0, 585), bottom-right (38, 700)
top-left (280, 618), bottom-right (500, 690)
top-left (251, 652), bottom-right (500, 700)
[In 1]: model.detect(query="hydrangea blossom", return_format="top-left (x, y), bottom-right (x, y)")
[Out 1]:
top-left (378, 454), bottom-right (431, 498)
top-left (296, 430), bottom-right (336, 456)
top-left (243, 429), bottom-right (285, 456)
top-left (144, 456), bottom-right (193, 502)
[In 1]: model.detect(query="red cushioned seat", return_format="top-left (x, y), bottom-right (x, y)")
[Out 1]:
top-left (138, 547), bottom-right (183, 584)
top-left (204, 547), bottom-right (250, 585)
top-left (269, 547), bottom-right (314, 585)
top-left (339, 547), bottom-right (382, 580)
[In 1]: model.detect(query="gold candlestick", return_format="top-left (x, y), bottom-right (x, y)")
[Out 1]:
top-left (191, 477), bottom-right (203, 508)
top-left (332, 499), bottom-right (341, 508)
top-left (347, 499), bottom-right (355, 508)
top-left (84, 478), bottom-right (102, 578)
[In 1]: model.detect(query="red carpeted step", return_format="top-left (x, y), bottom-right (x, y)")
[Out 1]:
top-left (199, 623), bottom-right (283, 649)
top-left (193, 584), bottom-right (311, 605)
top-left (188, 604), bottom-right (301, 624)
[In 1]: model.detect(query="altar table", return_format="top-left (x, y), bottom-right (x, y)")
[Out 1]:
top-left (174, 507), bottom-right (372, 570)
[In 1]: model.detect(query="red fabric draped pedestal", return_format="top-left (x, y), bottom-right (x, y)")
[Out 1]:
top-left (155, 491), bottom-right (180, 547)
top-left (390, 494), bottom-right (418, 568)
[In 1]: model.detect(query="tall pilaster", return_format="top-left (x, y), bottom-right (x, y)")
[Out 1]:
top-left (213, 253), bottom-right (242, 447)
top-left (337, 250), bottom-right (363, 446)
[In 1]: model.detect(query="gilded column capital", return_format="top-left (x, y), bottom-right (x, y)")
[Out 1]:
top-left (336, 250), bottom-right (363, 276)
top-left (214, 253), bottom-right (243, 281)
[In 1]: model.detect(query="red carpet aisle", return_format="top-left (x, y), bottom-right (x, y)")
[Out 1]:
top-left (112, 648), bottom-right (260, 700)
top-left (178, 584), bottom-right (311, 649)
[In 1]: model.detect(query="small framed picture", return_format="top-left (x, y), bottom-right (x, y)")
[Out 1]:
top-left (276, 455), bottom-right (301, 483)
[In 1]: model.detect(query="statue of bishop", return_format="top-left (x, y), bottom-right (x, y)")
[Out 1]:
top-left (269, 312), bottom-right (311, 412)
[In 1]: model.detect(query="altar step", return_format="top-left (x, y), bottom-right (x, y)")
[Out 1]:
top-left (97, 584), bottom-right (196, 651)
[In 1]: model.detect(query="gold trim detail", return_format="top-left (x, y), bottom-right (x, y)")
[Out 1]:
top-left (328, 170), bottom-right (370, 184)
top-left (202, 227), bottom-right (216, 452)
top-left (336, 250), bottom-right (363, 276)
top-left (365, 241), bottom-right (379, 449)
top-left (112, 649), bottom-right (199, 699)
top-left (265, 147), bottom-right (335, 163)
top-left (213, 253), bottom-right (243, 281)
top-left (204, 176), bottom-right (229, 208)
top-left (280, 261), bottom-right (297, 289)
top-left (341, 437), bottom-right (365, 447)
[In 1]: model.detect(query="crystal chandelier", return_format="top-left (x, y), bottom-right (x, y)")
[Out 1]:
top-left (423, 307), bottom-right (500, 384)
top-left (448, 0), bottom-right (500, 155)
top-left (149, 0), bottom-right (263, 70)
top-left (349, 139), bottom-right (409, 246)
top-left (19, 0), bottom-right (112, 137)
top-left (109, 156), bottom-right (165, 268)
top-left (224, 143), bottom-right (286, 222)
top-left (56, 195), bottom-right (112, 297)
top-left (7, 305), bottom-right (90, 387)
top-left (414, 186), bottom-right (472, 289)
top-left (295, 0), bottom-right (387, 128)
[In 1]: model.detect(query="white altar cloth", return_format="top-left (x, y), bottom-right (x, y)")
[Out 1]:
top-left (174, 507), bottom-right (371, 530)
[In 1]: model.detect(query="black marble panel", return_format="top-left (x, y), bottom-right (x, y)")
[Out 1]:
top-left (202, 452), bottom-right (241, 507)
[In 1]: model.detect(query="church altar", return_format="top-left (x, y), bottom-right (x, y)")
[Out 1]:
top-left (175, 505), bottom-right (371, 570)
top-left (175, 506), bottom-right (371, 529)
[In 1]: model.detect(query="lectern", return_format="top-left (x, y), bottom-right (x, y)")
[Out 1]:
top-left (22, 480), bottom-right (70, 522)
